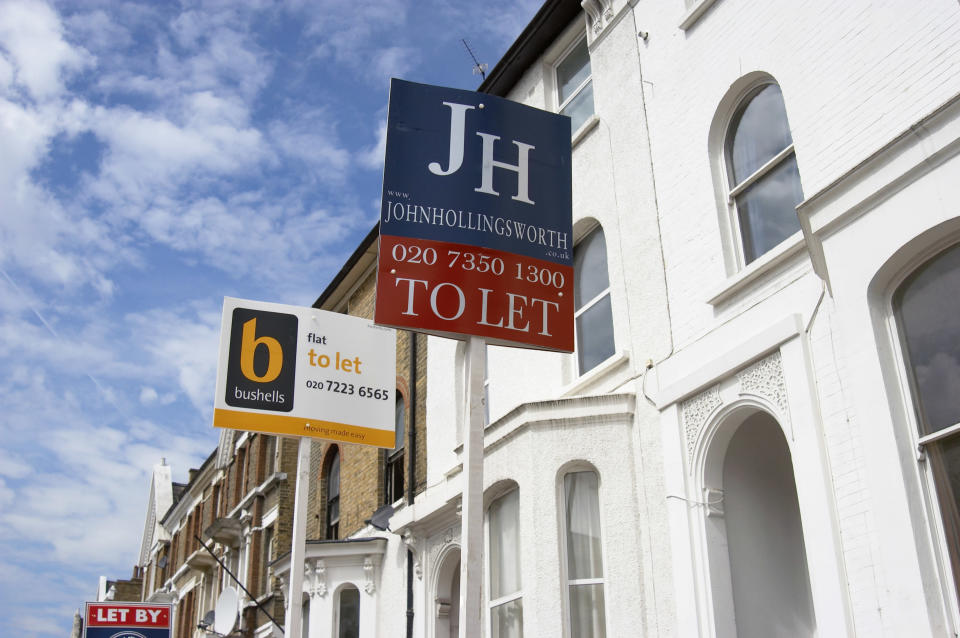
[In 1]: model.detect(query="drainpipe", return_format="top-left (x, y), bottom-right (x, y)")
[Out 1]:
top-left (406, 331), bottom-right (418, 638)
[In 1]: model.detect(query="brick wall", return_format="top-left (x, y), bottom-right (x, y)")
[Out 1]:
top-left (304, 252), bottom-right (429, 539)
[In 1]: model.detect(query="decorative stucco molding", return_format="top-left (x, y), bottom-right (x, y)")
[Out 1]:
top-left (681, 385), bottom-right (722, 461)
top-left (736, 351), bottom-right (790, 423)
top-left (306, 559), bottom-right (326, 598)
top-left (363, 556), bottom-right (375, 594)
top-left (581, 0), bottom-right (614, 36)
top-left (403, 532), bottom-right (423, 580)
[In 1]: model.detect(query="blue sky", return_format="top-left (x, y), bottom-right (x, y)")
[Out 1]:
top-left (0, 1), bottom-right (540, 635)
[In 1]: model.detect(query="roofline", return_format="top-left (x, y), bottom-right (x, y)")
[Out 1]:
top-left (313, 223), bottom-right (379, 309)
top-left (159, 448), bottom-right (217, 526)
top-left (478, 0), bottom-right (582, 96)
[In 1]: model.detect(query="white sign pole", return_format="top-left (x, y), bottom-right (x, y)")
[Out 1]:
top-left (459, 336), bottom-right (486, 638)
top-left (284, 437), bottom-right (311, 638)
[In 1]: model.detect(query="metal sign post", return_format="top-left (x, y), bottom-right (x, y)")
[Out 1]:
top-left (459, 336), bottom-right (486, 638)
top-left (283, 437), bottom-right (311, 638)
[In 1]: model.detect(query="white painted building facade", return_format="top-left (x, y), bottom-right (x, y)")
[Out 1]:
top-left (278, 1), bottom-right (960, 637)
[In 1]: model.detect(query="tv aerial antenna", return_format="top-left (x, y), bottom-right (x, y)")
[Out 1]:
top-left (462, 39), bottom-right (488, 80)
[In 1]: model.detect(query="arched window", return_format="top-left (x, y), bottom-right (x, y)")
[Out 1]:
top-left (894, 243), bottom-right (960, 600)
top-left (574, 225), bottom-right (615, 375)
top-left (561, 470), bottom-right (607, 637)
top-left (724, 82), bottom-right (803, 265)
top-left (335, 585), bottom-right (360, 638)
top-left (488, 488), bottom-right (523, 637)
top-left (385, 393), bottom-right (405, 504)
top-left (325, 447), bottom-right (340, 540)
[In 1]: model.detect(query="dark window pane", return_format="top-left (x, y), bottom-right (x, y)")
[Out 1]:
top-left (561, 81), bottom-right (594, 133)
top-left (925, 435), bottom-right (960, 609)
top-left (574, 227), bottom-right (610, 309)
top-left (576, 295), bottom-right (615, 374)
top-left (735, 153), bottom-right (803, 263)
top-left (394, 395), bottom-right (405, 453)
top-left (326, 448), bottom-right (340, 540)
top-left (385, 454), bottom-right (404, 504)
top-left (895, 244), bottom-right (960, 434)
top-left (727, 84), bottom-right (793, 185)
top-left (338, 587), bottom-right (360, 638)
top-left (557, 39), bottom-right (590, 104)
top-left (569, 584), bottom-right (606, 638)
top-left (328, 450), bottom-right (340, 498)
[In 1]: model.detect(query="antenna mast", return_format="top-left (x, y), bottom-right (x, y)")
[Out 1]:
top-left (461, 39), bottom-right (488, 80)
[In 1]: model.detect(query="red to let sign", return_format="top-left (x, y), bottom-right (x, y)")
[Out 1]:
top-left (377, 235), bottom-right (572, 350)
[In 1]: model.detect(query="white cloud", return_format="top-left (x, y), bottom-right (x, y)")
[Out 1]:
top-left (139, 386), bottom-right (159, 404)
top-left (358, 116), bottom-right (387, 170)
top-left (0, 451), bottom-right (31, 479)
top-left (0, 0), bottom-right (91, 100)
top-left (126, 305), bottom-right (222, 415)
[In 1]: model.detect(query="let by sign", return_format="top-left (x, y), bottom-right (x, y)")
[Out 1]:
top-left (84, 603), bottom-right (171, 638)
top-left (375, 79), bottom-right (573, 351)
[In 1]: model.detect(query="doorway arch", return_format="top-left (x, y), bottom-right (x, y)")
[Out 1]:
top-left (701, 407), bottom-right (816, 637)
top-left (433, 546), bottom-right (460, 638)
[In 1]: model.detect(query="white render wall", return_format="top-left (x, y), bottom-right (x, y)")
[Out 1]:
top-left (637, 0), bottom-right (960, 636)
top-left (636, 0), bottom-right (960, 347)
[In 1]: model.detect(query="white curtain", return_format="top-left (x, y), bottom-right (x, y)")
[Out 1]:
top-left (565, 472), bottom-right (603, 579)
top-left (489, 489), bottom-right (522, 638)
top-left (565, 472), bottom-right (606, 638)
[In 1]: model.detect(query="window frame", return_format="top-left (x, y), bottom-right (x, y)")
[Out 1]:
top-left (573, 223), bottom-right (615, 377)
top-left (554, 34), bottom-right (594, 132)
top-left (384, 392), bottom-right (406, 505)
top-left (558, 467), bottom-right (608, 638)
top-left (485, 487), bottom-right (524, 637)
top-left (325, 446), bottom-right (341, 540)
top-left (543, 17), bottom-right (596, 142)
top-left (720, 79), bottom-right (802, 270)
top-left (889, 241), bottom-right (960, 619)
top-left (334, 584), bottom-right (361, 638)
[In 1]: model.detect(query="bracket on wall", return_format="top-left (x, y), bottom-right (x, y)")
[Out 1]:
top-left (704, 488), bottom-right (725, 518)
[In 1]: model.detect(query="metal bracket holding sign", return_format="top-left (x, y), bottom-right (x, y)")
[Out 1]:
top-left (374, 79), bottom-right (572, 638)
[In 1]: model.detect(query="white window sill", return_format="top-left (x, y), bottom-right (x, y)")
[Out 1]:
top-left (679, 0), bottom-right (719, 30)
top-left (706, 232), bottom-right (807, 307)
top-left (561, 350), bottom-right (630, 397)
top-left (572, 114), bottom-right (600, 148)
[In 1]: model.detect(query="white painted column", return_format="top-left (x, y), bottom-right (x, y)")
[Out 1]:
top-left (284, 438), bottom-right (312, 638)
top-left (459, 336), bottom-right (486, 638)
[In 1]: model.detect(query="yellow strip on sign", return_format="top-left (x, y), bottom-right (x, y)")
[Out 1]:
top-left (214, 408), bottom-right (396, 448)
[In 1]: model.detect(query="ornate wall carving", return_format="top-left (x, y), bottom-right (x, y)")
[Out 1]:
top-left (736, 352), bottom-right (790, 424)
top-left (581, 0), bottom-right (614, 36)
top-left (681, 385), bottom-right (722, 462)
top-left (306, 559), bottom-right (326, 598)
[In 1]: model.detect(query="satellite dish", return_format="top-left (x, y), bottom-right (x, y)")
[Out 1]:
top-left (213, 586), bottom-right (239, 636)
